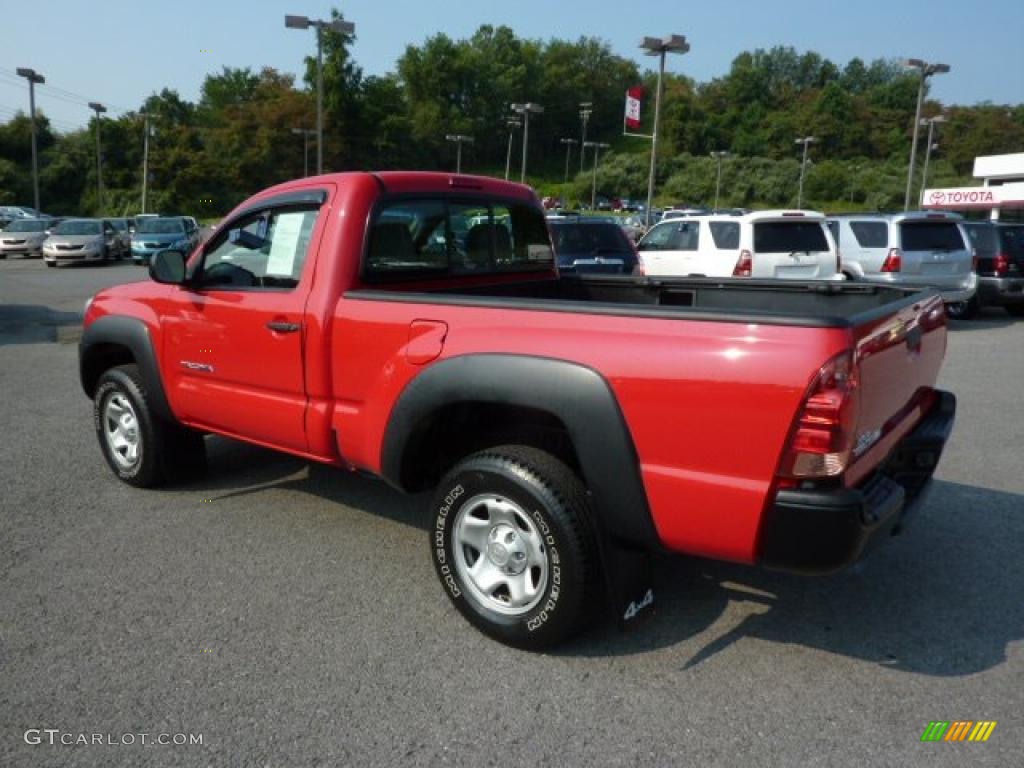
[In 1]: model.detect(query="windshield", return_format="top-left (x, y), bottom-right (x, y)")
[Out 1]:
top-left (109, 219), bottom-right (129, 232)
top-left (53, 220), bottom-right (102, 236)
top-left (753, 221), bottom-right (829, 253)
top-left (5, 219), bottom-right (48, 232)
top-left (137, 218), bottom-right (184, 234)
top-left (900, 222), bottom-right (965, 252)
top-left (551, 223), bottom-right (630, 255)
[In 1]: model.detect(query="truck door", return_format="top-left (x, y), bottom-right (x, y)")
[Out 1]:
top-left (159, 194), bottom-right (327, 453)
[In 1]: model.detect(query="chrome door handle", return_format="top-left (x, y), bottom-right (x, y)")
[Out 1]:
top-left (266, 321), bottom-right (300, 333)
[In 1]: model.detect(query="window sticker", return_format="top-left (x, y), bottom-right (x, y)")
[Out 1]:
top-left (266, 212), bottom-right (306, 276)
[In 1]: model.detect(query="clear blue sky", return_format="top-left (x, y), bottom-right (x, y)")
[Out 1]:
top-left (2, 0), bottom-right (1022, 131)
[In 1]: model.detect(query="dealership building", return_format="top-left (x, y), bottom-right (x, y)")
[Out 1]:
top-left (922, 152), bottom-right (1024, 221)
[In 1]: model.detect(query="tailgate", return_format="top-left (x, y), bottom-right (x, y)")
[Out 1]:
top-left (845, 292), bottom-right (947, 486)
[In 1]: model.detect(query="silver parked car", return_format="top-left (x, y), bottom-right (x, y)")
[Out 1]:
top-left (826, 212), bottom-right (977, 318)
top-left (0, 218), bottom-right (51, 258)
top-left (42, 218), bottom-right (122, 267)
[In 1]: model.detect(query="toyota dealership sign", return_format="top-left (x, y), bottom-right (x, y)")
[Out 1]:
top-left (922, 182), bottom-right (1024, 209)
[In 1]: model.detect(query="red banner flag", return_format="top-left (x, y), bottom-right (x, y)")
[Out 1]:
top-left (624, 86), bottom-right (644, 129)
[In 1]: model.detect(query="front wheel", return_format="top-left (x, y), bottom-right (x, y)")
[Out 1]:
top-left (93, 364), bottom-right (206, 487)
top-left (430, 445), bottom-right (600, 649)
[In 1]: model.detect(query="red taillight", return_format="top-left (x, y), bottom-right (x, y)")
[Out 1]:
top-left (836, 247), bottom-right (842, 274)
top-left (733, 249), bottom-right (752, 277)
top-left (636, 254), bottom-right (647, 276)
top-left (779, 350), bottom-right (860, 479)
top-left (971, 248), bottom-right (978, 272)
top-left (881, 248), bottom-right (902, 273)
top-left (994, 253), bottom-right (1010, 276)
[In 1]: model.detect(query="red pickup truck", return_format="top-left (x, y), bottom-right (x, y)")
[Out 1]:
top-left (80, 172), bottom-right (956, 648)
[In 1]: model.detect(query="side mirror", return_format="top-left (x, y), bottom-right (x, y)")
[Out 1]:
top-left (150, 249), bottom-right (187, 285)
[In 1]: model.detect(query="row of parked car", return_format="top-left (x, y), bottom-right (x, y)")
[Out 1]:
top-left (546, 209), bottom-right (1024, 319)
top-left (0, 214), bottom-right (202, 267)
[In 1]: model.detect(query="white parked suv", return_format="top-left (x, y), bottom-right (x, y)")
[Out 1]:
top-left (825, 212), bottom-right (978, 318)
top-left (637, 210), bottom-right (840, 280)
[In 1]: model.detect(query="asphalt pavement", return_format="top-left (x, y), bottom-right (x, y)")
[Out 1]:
top-left (1, 257), bottom-right (1022, 767)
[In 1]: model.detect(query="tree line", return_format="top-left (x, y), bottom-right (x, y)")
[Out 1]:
top-left (1, 10), bottom-right (1022, 217)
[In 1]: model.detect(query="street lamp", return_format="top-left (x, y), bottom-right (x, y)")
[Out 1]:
top-left (903, 58), bottom-right (950, 211)
top-left (710, 150), bottom-right (729, 211)
top-left (88, 102), bottom-right (107, 213)
top-left (794, 136), bottom-right (817, 208)
top-left (291, 127), bottom-right (316, 177)
top-left (285, 13), bottom-right (356, 175)
top-left (560, 138), bottom-right (578, 182)
top-left (141, 114), bottom-right (155, 213)
top-left (578, 102), bottom-right (593, 174)
top-left (510, 103), bottom-right (543, 184)
top-left (584, 141), bottom-right (611, 209)
top-left (639, 34), bottom-right (690, 227)
top-left (445, 134), bottom-right (474, 174)
top-left (504, 118), bottom-right (521, 181)
top-left (16, 67), bottom-right (44, 213)
top-left (919, 115), bottom-right (946, 206)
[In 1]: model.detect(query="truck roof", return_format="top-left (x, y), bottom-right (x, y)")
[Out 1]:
top-left (244, 171), bottom-right (537, 203)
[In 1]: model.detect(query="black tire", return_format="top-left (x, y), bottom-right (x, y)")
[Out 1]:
top-left (945, 300), bottom-right (977, 320)
top-left (430, 445), bottom-right (599, 649)
top-left (93, 364), bottom-right (206, 488)
top-left (45, 261), bottom-right (55, 268)
top-left (1006, 305), bottom-right (1024, 318)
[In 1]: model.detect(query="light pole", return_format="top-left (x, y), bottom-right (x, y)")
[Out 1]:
top-left (710, 150), bottom-right (729, 211)
top-left (560, 138), bottom-right (578, 182)
top-left (903, 59), bottom-right (950, 211)
top-left (584, 141), bottom-right (610, 209)
top-left (795, 136), bottom-right (817, 208)
top-left (510, 103), bottom-right (543, 184)
top-left (578, 102), bottom-right (592, 174)
top-left (504, 118), bottom-right (520, 181)
top-left (445, 134), bottom-right (474, 173)
top-left (291, 127), bottom-right (315, 176)
top-left (285, 13), bottom-right (356, 175)
top-left (639, 34), bottom-right (690, 227)
top-left (88, 102), bottom-right (107, 214)
top-left (919, 115), bottom-right (946, 206)
top-left (141, 114), bottom-right (153, 213)
top-left (16, 67), bottom-right (44, 213)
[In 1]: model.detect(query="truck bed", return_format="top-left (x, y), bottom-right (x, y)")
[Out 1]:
top-left (349, 276), bottom-right (929, 328)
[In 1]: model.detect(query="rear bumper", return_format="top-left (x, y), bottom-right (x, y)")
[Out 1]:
top-left (977, 275), bottom-right (1024, 306)
top-left (857, 273), bottom-right (976, 303)
top-left (757, 390), bottom-right (956, 574)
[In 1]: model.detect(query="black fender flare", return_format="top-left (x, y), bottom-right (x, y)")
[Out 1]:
top-left (381, 354), bottom-right (660, 550)
top-left (79, 315), bottom-right (174, 423)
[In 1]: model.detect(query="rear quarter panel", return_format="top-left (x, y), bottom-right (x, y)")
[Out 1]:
top-left (329, 298), bottom-right (851, 563)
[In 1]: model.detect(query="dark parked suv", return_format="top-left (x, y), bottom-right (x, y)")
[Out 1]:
top-left (962, 221), bottom-right (1024, 317)
top-left (548, 218), bottom-right (638, 275)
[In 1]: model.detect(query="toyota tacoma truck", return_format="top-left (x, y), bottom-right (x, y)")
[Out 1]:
top-left (79, 172), bottom-right (956, 649)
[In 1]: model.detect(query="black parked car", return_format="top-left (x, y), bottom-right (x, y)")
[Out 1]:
top-left (963, 221), bottom-right (1024, 317)
top-left (549, 218), bottom-right (638, 275)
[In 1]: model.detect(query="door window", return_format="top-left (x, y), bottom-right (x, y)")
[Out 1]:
top-left (849, 221), bottom-right (888, 248)
top-left (196, 207), bottom-right (319, 290)
top-left (639, 221), bottom-right (699, 251)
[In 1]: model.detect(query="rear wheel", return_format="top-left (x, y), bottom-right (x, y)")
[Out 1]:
top-left (1006, 305), bottom-right (1024, 318)
top-left (45, 261), bottom-right (55, 268)
top-left (429, 445), bottom-right (599, 649)
top-left (93, 364), bottom-right (206, 487)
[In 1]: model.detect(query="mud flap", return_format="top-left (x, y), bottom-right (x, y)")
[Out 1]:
top-left (599, 536), bottom-right (656, 629)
